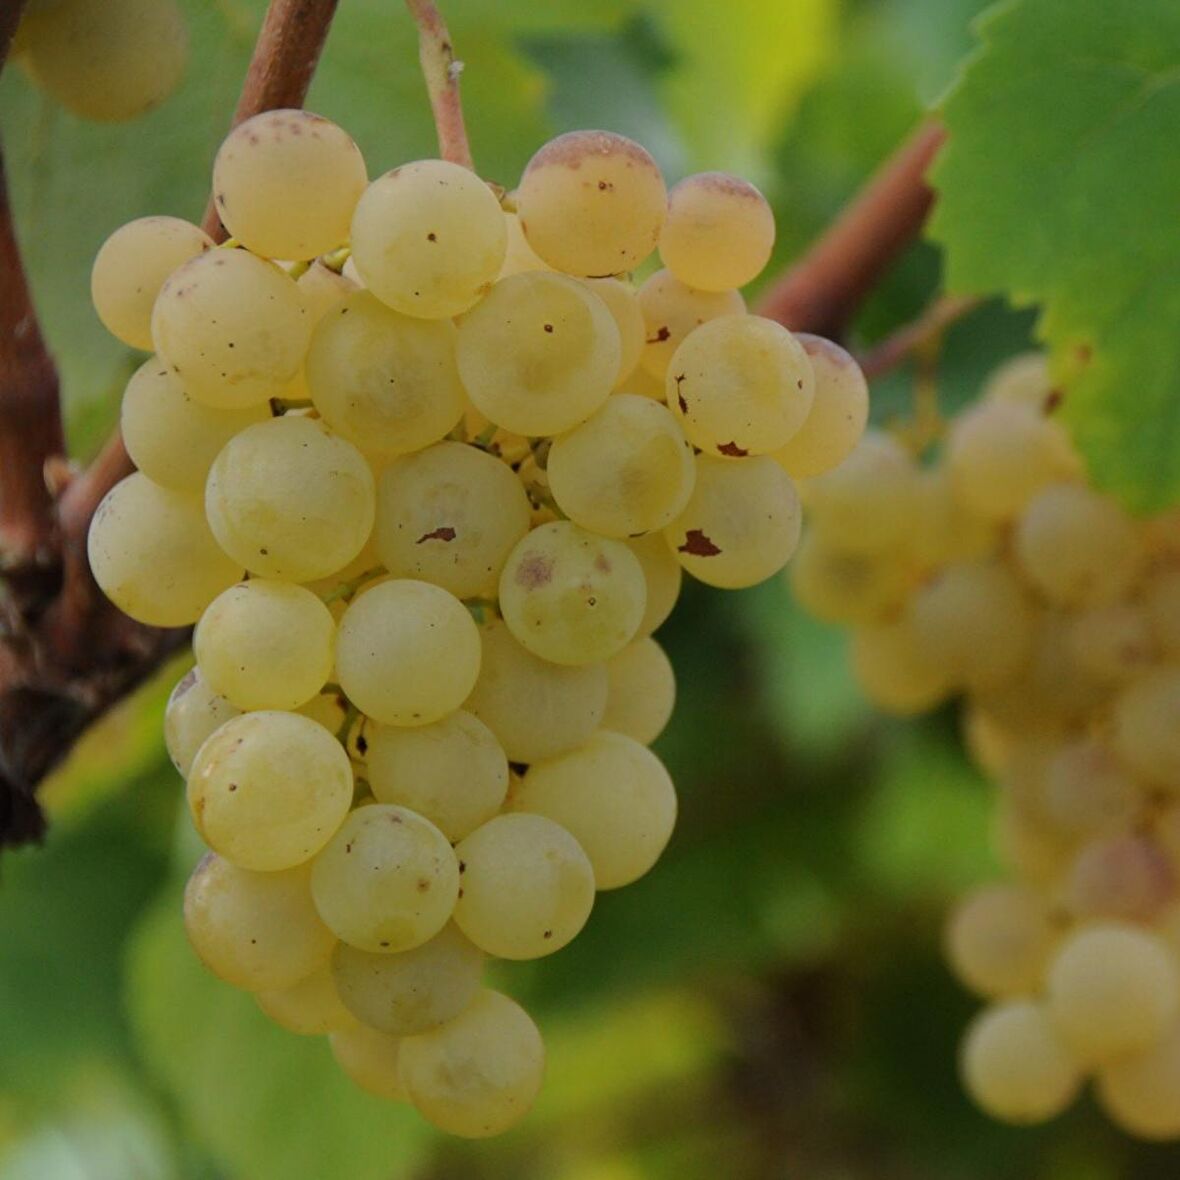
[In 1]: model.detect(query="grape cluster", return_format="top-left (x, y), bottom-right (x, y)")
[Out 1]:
top-left (86, 109), bottom-right (866, 1136)
top-left (790, 353), bottom-right (1180, 1139)
top-left (11, 0), bottom-right (188, 124)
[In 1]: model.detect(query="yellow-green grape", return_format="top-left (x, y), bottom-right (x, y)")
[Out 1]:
top-left (256, 961), bottom-right (356, 1036)
top-left (982, 351), bottom-right (1053, 410)
top-left (584, 277), bottom-right (644, 387)
top-left (667, 314), bottom-right (814, 458)
top-left (1046, 923), bottom-right (1180, 1064)
top-left (499, 522), bottom-right (646, 666)
top-left (1097, 1021), bottom-right (1180, 1140)
top-left (907, 467), bottom-right (998, 569)
top-left (658, 171), bottom-right (774, 291)
top-left (601, 638), bottom-right (675, 745)
top-left (464, 618), bottom-right (608, 763)
top-left (512, 731), bottom-right (676, 889)
top-left (945, 883), bottom-right (1057, 999)
top-left (311, 804), bottom-right (459, 953)
top-left (19, 0), bottom-right (187, 123)
top-left (516, 130), bottom-right (666, 276)
top-left (187, 711), bottom-right (352, 872)
top-left (87, 473), bottom-right (242, 626)
top-left (453, 814), bottom-right (595, 958)
top-left (804, 431), bottom-right (918, 555)
top-left (1145, 568), bottom-right (1180, 657)
top-left (456, 272), bottom-right (621, 436)
top-left (399, 990), bottom-right (544, 1138)
top-left (849, 620), bottom-right (950, 715)
top-left (184, 854), bottom-right (334, 992)
top-left (1043, 737), bottom-right (1143, 842)
top-left (637, 269), bottom-right (746, 381)
top-left (205, 416), bottom-right (375, 582)
top-left (1066, 834), bottom-right (1174, 923)
top-left (547, 395), bottom-right (696, 538)
top-left (212, 110), bottom-right (366, 261)
top-left (330, 1025), bottom-right (408, 1102)
top-left (771, 335), bottom-right (869, 479)
top-left (992, 801), bottom-right (1073, 889)
top-left (499, 210), bottom-right (552, 278)
top-left (120, 358), bottom-right (267, 493)
top-left (91, 217), bottom-right (211, 349)
top-left (332, 924), bottom-right (483, 1036)
top-left (151, 247), bottom-right (308, 409)
top-left (350, 160), bottom-right (506, 319)
top-left (960, 1001), bottom-right (1081, 1124)
top-left (962, 705), bottom-right (1013, 778)
top-left (194, 580), bottom-right (335, 712)
top-left (1015, 483), bottom-right (1143, 608)
top-left (374, 442), bottom-right (530, 598)
top-left (626, 533), bottom-right (683, 636)
top-left (947, 401), bottom-right (1075, 521)
top-left (365, 712), bottom-right (507, 842)
top-left (336, 580), bottom-right (481, 725)
top-left (164, 667), bottom-right (240, 778)
top-left (297, 259), bottom-right (358, 322)
top-left (1066, 601), bottom-right (1156, 684)
top-left (617, 365), bottom-right (667, 401)
top-left (664, 455), bottom-right (801, 589)
top-left (906, 561), bottom-right (1035, 692)
top-left (788, 531), bottom-right (912, 626)
top-left (1112, 668), bottom-right (1180, 790)
top-left (305, 291), bottom-right (465, 455)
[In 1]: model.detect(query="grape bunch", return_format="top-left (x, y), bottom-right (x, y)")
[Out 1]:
top-left (86, 109), bottom-right (866, 1136)
top-left (789, 353), bottom-right (1180, 1139)
top-left (11, 0), bottom-right (188, 124)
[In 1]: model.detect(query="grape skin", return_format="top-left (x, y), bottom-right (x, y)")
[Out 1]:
top-left (637, 269), bottom-right (746, 380)
top-left (256, 962), bottom-right (357, 1036)
top-left (164, 668), bottom-right (241, 779)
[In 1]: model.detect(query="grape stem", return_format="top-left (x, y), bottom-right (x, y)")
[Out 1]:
top-left (858, 293), bottom-right (981, 380)
top-left (404, 0), bottom-right (475, 171)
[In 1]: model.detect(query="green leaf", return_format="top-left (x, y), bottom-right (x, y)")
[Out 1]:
top-left (125, 888), bottom-right (430, 1180)
top-left (930, 0), bottom-right (1180, 511)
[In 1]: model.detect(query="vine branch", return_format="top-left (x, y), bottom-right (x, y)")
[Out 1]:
top-left (405, 0), bottom-right (474, 170)
top-left (858, 293), bottom-right (980, 380)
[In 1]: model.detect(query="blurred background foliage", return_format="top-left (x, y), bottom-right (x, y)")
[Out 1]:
top-left (2, 0), bottom-right (1173, 1177)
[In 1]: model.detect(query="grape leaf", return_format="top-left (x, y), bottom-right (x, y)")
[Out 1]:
top-left (930, 0), bottom-right (1180, 511)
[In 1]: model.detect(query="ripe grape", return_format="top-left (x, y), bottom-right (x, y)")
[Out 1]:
top-left (330, 1026), bottom-right (408, 1102)
top-left (1097, 1021), bottom-right (1180, 1140)
top-left (636, 269), bottom-right (746, 380)
top-left (584, 277), bottom-right (644, 386)
top-left (1112, 667), bottom-right (1180, 789)
top-left (601, 638), bottom-right (676, 744)
top-left (164, 668), bottom-right (241, 778)
top-left (256, 962), bottom-right (357, 1036)
top-left (850, 620), bottom-right (950, 715)
top-left (626, 533), bottom-right (683, 636)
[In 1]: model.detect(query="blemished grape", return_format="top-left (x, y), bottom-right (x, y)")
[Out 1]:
top-left (335, 579), bottom-right (481, 726)
top-left (399, 990), bottom-right (544, 1138)
top-left (849, 620), bottom-right (950, 716)
top-left (601, 638), bottom-right (676, 744)
top-left (456, 271), bottom-right (620, 436)
top-left (664, 455), bottom-right (801, 589)
top-left (91, 217), bottom-right (212, 349)
top-left (151, 247), bottom-right (309, 409)
top-left (304, 291), bottom-right (465, 455)
top-left (183, 854), bottom-right (335, 992)
top-left (658, 172), bottom-right (775, 291)
top-left (637, 269), bottom-right (747, 380)
top-left (205, 415), bottom-right (375, 582)
top-left (499, 522), bottom-right (646, 666)
top-left (351, 160), bottom-right (506, 319)
top-left (789, 531), bottom-right (913, 626)
top-left (332, 924), bottom-right (484, 1036)
top-left (256, 961), bottom-right (357, 1036)
top-left (87, 472), bottom-right (243, 627)
top-left (164, 668), bottom-right (241, 778)
top-left (1112, 667), bottom-right (1180, 789)
top-left (194, 580), bottom-right (335, 712)
top-left (19, 0), bottom-right (188, 123)
top-left (547, 395), bottom-right (696, 538)
top-left (668, 314), bottom-right (814, 457)
top-left (945, 883), bottom-right (1058, 999)
top-left (960, 1001), bottom-right (1081, 1124)
top-left (1065, 833), bottom-right (1174, 923)
top-left (584, 277), bottom-right (645, 386)
top-left (187, 711), bottom-right (353, 872)
top-left (374, 442), bottom-right (531, 598)
top-left (453, 814), bottom-right (595, 958)
top-left (312, 805), bottom-right (459, 954)
top-left (297, 260), bottom-right (358, 324)
top-left (516, 130), bottom-right (666, 276)
top-left (330, 1025), bottom-right (408, 1102)
top-left (463, 618), bottom-right (608, 764)
top-left (212, 110), bottom-right (367, 261)
top-left (512, 731), bottom-right (677, 889)
top-left (626, 533), bottom-right (683, 636)
top-left (364, 711), bottom-right (508, 842)
top-left (771, 335), bottom-right (870, 479)
top-left (120, 358), bottom-right (268, 493)
top-left (1046, 923), bottom-right (1180, 1064)
top-left (1097, 1022), bottom-right (1180, 1140)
